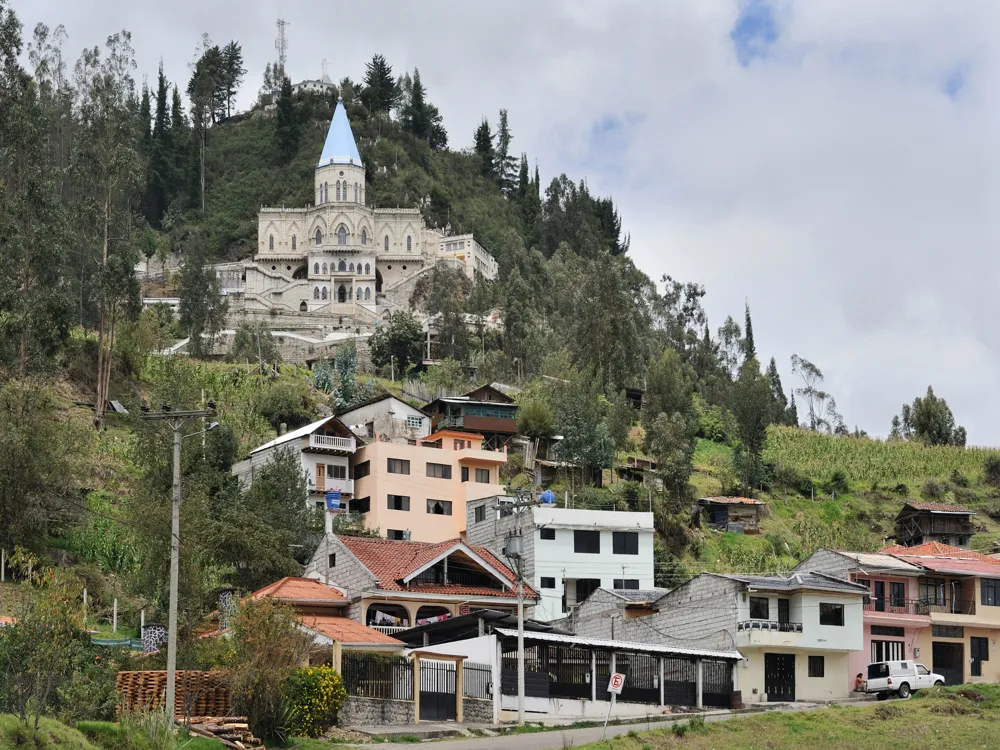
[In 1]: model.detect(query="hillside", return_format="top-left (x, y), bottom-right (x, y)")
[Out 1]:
top-left (683, 428), bottom-right (1000, 576)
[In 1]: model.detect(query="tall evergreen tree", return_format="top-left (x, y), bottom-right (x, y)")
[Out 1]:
top-left (178, 230), bottom-right (227, 358)
top-left (730, 356), bottom-right (772, 493)
top-left (494, 109), bottom-right (516, 195)
top-left (274, 75), bottom-right (298, 164)
top-left (219, 40), bottom-right (245, 118)
top-left (139, 83), bottom-right (151, 149)
top-left (473, 118), bottom-right (495, 179)
top-left (402, 67), bottom-right (429, 139)
top-left (516, 153), bottom-right (529, 202)
top-left (743, 301), bottom-right (756, 360)
top-left (766, 356), bottom-right (789, 424)
top-left (361, 53), bottom-right (396, 116)
top-left (169, 85), bottom-right (191, 207)
top-left (145, 63), bottom-right (171, 225)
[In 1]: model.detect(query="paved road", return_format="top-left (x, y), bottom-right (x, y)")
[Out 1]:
top-left (381, 702), bottom-right (828, 749)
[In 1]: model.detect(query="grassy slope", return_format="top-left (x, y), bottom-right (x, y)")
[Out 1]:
top-left (687, 428), bottom-right (1000, 574)
top-left (0, 715), bottom-right (103, 750)
top-left (578, 684), bottom-right (1000, 750)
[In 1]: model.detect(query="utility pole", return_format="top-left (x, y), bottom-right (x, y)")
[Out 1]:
top-left (141, 406), bottom-right (216, 719)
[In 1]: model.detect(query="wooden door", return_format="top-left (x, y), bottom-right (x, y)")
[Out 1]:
top-left (316, 463), bottom-right (325, 492)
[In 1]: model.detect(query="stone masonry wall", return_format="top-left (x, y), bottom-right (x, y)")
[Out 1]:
top-left (462, 697), bottom-right (494, 724)
top-left (305, 534), bottom-right (378, 599)
top-left (340, 696), bottom-right (415, 727)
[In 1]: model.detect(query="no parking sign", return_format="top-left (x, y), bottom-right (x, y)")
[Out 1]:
top-left (607, 672), bottom-right (625, 695)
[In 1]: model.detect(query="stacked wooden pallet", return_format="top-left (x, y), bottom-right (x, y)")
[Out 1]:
top-left (116, 670), bottom-right (231, 717)
top-left (184, 717), bottom-right (264, 750)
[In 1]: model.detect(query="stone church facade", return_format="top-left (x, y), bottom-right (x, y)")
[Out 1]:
top-left (217, 98), bottom-right (497, 327)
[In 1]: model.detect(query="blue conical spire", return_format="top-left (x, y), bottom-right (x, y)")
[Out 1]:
top-left (317, 97), bottom-right (362, 168)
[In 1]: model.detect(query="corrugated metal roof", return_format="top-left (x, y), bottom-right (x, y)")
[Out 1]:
top-left (838, 551), bottom-right (924, 573)
top-left (607, 588), bottom-right (671, 603)
top-left (698, 496), bottom-right (765, 506)
top-left (533, 507), bottom-right (654, 532)
top-left (893, 556), bottom-right (1000, 577)
top-left (901, 502), bottom-right (975, 514)
top-left (493, 628), bottom-right (741, 660)
top-left (718, 572), bottom-right (868, 595)
top-left (250, 416), bottom-right (337, 454)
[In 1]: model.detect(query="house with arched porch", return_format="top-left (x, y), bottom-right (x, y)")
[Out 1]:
top-left (304, 535), bottom-right (538, 634)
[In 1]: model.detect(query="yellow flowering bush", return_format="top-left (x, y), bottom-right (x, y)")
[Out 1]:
top-left (283, 666), bottom-right (347, 737)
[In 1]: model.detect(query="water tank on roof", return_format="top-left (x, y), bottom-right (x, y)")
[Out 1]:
top-left (325, 490), bottom-right (342, 511)
top-left (540, 489), bottom-right (556, 505)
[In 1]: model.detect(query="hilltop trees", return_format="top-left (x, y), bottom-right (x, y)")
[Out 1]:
top-left (361, 53), bottom-right (397, 116)
top-left (399, 68), bottom-right (446, 149)
top-left (892, 387), bottom-right (967, 447)
top-left (791, 354), bottom-right (843, 433)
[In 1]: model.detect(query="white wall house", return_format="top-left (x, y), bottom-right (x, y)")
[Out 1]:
top-left (232, 416), bottom-right (359, 508)
top-left (466, 499), bottom-right (655, 621)
top-left (337, 395), bottom-right (431, 444)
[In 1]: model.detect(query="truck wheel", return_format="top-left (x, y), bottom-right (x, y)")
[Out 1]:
top-left (876, 692), bottom-right (889, 701)
top-left (897, 683), bottom-right (911, 699)
top-left (934, 680), bottom-right (944, 687)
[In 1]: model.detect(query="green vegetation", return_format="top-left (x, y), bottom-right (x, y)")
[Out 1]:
top-left (0, 715), bottom-right (103, 750)
top-left (577, 684), bottom-right (1000, 749)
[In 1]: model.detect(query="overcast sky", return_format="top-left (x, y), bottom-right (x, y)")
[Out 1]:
top-left (13, 0), bottom-right (1000, 443)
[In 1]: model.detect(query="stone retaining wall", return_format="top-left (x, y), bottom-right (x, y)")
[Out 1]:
top-left (462, 697), bottom-right (494, 724)
top-left (341, 695), bottom-right (415, 727)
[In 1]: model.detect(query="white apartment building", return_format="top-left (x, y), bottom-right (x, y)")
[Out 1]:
top-left (232, 416), bottom-right (359, 508)
top-left (465, 498), bottom-right (655, 621)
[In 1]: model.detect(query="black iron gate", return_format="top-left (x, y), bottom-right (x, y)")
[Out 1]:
top-left (702, 660), bottom-right (734, 708)
top-left (932, 642), bottom-right (964, 686)
top-left (419, 660), bottom-right (456, 721)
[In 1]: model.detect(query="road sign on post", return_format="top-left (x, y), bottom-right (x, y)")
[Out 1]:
top-left (602, 672), bottom-right (626, 740)
top-left (607, 672), bottom-right (625, 695)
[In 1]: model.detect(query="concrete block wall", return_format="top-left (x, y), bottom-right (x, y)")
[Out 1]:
top-left (791, 549), bottom-right (853, 579)
top-left (305, 534), bottom-right (378, 598)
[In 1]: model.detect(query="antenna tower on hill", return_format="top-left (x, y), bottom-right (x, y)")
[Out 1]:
top-left (275, 18), bottom-right (290, 81)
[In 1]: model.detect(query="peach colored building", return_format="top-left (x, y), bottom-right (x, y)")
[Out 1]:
top-left (349, 430), bottom-right (507, 542)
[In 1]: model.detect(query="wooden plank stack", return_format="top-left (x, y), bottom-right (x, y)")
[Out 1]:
top-left (116, 670), bottom-right (230, 717)
top-left (183, 717), bottom-right (264, 750)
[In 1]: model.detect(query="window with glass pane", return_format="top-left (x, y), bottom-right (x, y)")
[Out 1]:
top-left (819, 603), bottom-right (845, 626)
top-left (920, 578), bottom-right (945, 605)
top-left (613, 579), bottom-right (640, 590)
top-left (540, 528), bottom-right (555, 540)
top-left (475, 468), bottom-right (490, 483)
top-left (749, 596), bottom-right (769, 620)
top-left (426, 499), bottom-right (452, 515)
top-left (474, 506), bottom-right (485, 523)
top-left (387, 458), bottom-right (410, 475)
top-left (387, 495), bottom-right (410, 511)
top-left (612, 532), bottom-right (639, 555)
top-left (574, 530), bottom-right (600, 554)
top-left (982, 579), bottom-right (1000, 607)
top-left (426, 462), bottom-right (452, 479)
top-left (354, 461), bottom-right (370, 480)
top-left (889, 582), bottom-right (906, 608)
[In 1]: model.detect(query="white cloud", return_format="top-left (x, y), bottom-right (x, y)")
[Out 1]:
top-left (12, 0), bottom-right (1000, 440)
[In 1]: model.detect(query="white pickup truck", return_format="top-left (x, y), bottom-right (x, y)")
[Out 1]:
top-left (864, 660), bottom-right (945, 699)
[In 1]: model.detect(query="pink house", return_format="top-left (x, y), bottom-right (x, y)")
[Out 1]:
top-left (794, 549), bottom-right (930, 689)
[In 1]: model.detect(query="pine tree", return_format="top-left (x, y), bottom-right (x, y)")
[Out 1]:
top-left (274, 76), bottom-right (298, 164)
top-left (402, 67), bottom-right (429, 139)
top-left (766, 356), bottom-right (789, 425)
top-left (169, 85), bottom-right (192, 209)
top-left (362, 53), bottom-right (396, 116)
top-left (473, 118), bottom-right (495, 179)
top-left (220, 41), bottom-right (245, 119)
top-left (516, 153), bottom-right (529, 202)
top-left (139, 83), bottom-right (151, 150)
top-left (145, 63), bottom-right (171, 225)
top-left (494, 109), bottom-right (516, 195)
top-left (743, 301), bottom-right (756, 360)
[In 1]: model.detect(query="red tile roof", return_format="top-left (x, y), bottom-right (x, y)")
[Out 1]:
top-left (0, 616), bottom-right (14, 626)
top-left (300, 615), bottom-right (403, 645)
top-left (699, 496), bottom-right (765, 505)
top-left (879, 542), bottom-right (1000, 562)
top-left (252, 576), bottom-right (348, 605)
top-left (901, 502), bottom-right (975, 514)
top-left (338, 536), bottom-right (535, 597)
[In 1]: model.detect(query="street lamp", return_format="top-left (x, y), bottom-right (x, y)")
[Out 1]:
top-left (141, 406), bottom-right (217, 719)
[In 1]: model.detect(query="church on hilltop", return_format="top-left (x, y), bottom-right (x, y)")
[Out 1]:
top-left (216, 98), bottom-right (498, 326)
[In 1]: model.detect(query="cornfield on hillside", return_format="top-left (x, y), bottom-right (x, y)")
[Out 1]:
top-left (765, 427), bottom-right (1000, 486)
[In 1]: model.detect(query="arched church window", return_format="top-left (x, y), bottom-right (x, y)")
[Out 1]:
top-left (291, 235), bottom-right (297, 250)
top-left (384, 236), bottom-right (389, 251)
top-left (365, 263), bottom-right (371, 275)
top-left (321, 287), bottom-right (328, 300)
top-left (315, 229), bottom-right (322, 245)
top-left (322, 263), bottom-right (328, 274)
top-left (338, 226), bottom-right (347, 245)
top-left (338, 260), bottom-right (346, 272)
top-left (406, 235), bottom-right (412, 252)
top-left (357, 287), bottom-right (363, 300)
top-left (361, 229), bottom-right (367, 246)
top-left (336, 182), bottom-right (341, 201)
top-left (338, 285), bottom-right (346, 303)
top-left (349, 263), bottom-right (355, 272)
top-left (324, 183), bottom-right (328, 203)
top-left (314, 262), bottom-right (319, 274)
top-left (354, 183), bottom-right (358, 201)
top-left (313, 287), bottom-right (319, 300)
top-left (364, 287), bottom-right (371, 301)
top-left (269, 235), bottom-right (274, 250)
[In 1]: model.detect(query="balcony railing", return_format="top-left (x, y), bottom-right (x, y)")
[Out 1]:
top-left (309, 434), bottom-right (356, 452)
top-left (919, 598), bottom-right (976, 616)
top-left (368, 625), bottom-right (409, 635)
top-left (863, 599), bottom-right (928, 616)
top-left (737, 620), bottom-right (803, 633)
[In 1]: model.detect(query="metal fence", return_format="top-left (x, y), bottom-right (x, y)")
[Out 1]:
top-left (464, 661), bottom-right (493, 699)
top-left (341, 652), bottom-right (414, 701)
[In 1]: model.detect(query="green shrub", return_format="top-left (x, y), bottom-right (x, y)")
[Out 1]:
top-left (950, 469), bottom-right (970, 488)
top-left (284, 666), bottom-right (347, 737)
top-left (826, 470), bottom-right (849, 496)
top-left (985, 455), bottom-right (1000, 488)
top-left (921, 479), bottom-right (946, 500)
